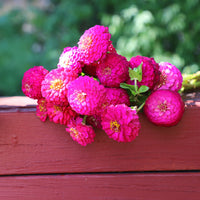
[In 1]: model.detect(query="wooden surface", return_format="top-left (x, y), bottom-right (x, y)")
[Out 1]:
top-left (0, 172), bottom-right (199, 200)
top-left (0, 94), bottom-right (200, 199)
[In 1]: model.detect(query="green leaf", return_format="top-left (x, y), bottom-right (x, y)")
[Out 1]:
top-left (120, 83), bottom-right (135, 90)
top-left (129, 62), bottom-right (143, 82)
top-left (138, 85), bottom-right (149, 93)
top-left (120, 83), bottom-right (138, 96)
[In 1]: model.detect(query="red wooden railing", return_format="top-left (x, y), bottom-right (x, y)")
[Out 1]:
top-left (0, 93), bottom-right (200, 199)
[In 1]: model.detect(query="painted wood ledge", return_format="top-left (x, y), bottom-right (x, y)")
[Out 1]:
top-left (0, 93), bottom-right (200, 175)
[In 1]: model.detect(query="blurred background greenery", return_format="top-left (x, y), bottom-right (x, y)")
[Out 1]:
top-left (0, 0), bottom-right (199, 96)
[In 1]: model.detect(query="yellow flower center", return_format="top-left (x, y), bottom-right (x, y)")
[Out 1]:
top-left (158, 72), bottom-right (167, 88)
top-left (158, 101), bottom-right (168, 112)
top-left (75, 91), bottom-right (87, 103)
top-left (54, 105), bottom-right (62, 112)
top-left (50, 79), bottom-right (64, 90)
top-left (103, 66), bottom-right (112, 75)
top-left (110, 120), bottom-right (120, 132)
top-left (39, 100), bottom-right (46, 112)
top-left (79, 36), bottom-right (93, 50)
top-left (70, 128), bottom-right (79, 138)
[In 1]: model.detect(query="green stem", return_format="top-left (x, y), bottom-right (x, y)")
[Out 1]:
top-left (134, 78), bottom-right (138, 94)
top-left (82, 115), bottom-right (87, 124)
top-left (137, 101), bottom-right (146, 112)
top-left (181, 71), bottom-right (200, 92)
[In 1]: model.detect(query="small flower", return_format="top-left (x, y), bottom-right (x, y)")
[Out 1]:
top-left (47, 102), bottom-right (78, 125)
top-left (144, 90), bottom-right (185, 126)
top-left (128, 55), bottom-right (160, 90)
top-left (78, 25), bottom-right (111, 64)
top-left (101, 104), bottom-right (141, 142)
top-left (57, 46), bottom-right (83, 74)
top-left (96, 53), bottom-right (130, 87)
top-left (41, 67), bottom-right (78, 106)
top-left (36, 98), bottom-right (48, 122)
top-left (66, 117), bottom-right (95, 146)
top-left (67, 76), bottom-right (105, 115)
top-left (153, 62), bottom-right (183, 92)
top-left (22, 66), bottom-right (49, 99)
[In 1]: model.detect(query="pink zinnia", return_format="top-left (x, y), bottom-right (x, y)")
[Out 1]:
top-left (101, 104), bottom-right (141, 142)
top-left (57, 46), bottom-right (83, 74)
top-left (41, 67), bottom-right (78, 106)
top-left (66, 117), bottom-right (95, 146)
top-left (128, 55), bottom-right (160, 90)
top-left (78, 25), bottom-right (111, 64)
top-left (47, 102), bottom-right (78, 125)
top-left (144, 90), bottom-right (185, 127)
top-left (22, 66), bottom-right (49, 99)
top-left (153, 62), bottom-right (183, 92)
top-left (67, 76), bottom-right (105, 115)
top-left (36, 98), bottom-right (48, 122)
top-left (96, 53), bottom-right (130, 87)
top-left (96, 87), bottom-right (130, 116)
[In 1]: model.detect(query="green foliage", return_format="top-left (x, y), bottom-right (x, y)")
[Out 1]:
top-left (0, 0), bottom-right (199, 96)
top-left (102, 0), bottom-right (200, 73)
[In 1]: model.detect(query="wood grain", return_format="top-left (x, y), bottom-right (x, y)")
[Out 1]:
top-left (0, 97), bottom-right (200, 175)
top-left (0, 172), bottom-right (199, 200)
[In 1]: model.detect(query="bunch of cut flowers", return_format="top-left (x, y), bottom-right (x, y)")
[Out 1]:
top-left (22, 25), bottom-right (184, 146)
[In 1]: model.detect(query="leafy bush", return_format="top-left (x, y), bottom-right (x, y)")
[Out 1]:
top-left (0, 0), bottom-right (199, 96)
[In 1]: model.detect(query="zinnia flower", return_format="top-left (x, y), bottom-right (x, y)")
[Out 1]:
top-left (128, 55), bottom-right (160, 90)
top-left (41, 67), bottom-right (78, 106)
top-left (96, 87), bottom-right (130, 116)
top-left (57, 46), bottom-right (83, 74)
top-left (22, 66), bottom-right (49, 99)
top-left (153, 62), bottom-right (183, 92)
top-left (144, 90), bottom-right (185, 126)
top-left (101, 104), bottom-right (141, 142)
top-left (66, 117), bottom-right (95, 146)
top-left (96, 53), bottom-right (130, 87)
top-left (47, 102), bottom-right (78, 125)
top-left (67, 76), bottom-right (105, 115)
top-left (78, 25), bottom-right (111, 64)
top-left (36, 98), bottom-right (48, 122)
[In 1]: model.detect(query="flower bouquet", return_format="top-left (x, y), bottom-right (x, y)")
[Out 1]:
top-left (22, 25), bottom-right (184, 146)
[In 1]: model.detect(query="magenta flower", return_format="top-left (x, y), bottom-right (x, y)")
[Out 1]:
top-left (96, 53), bottom-right (130, 87)
top-left (101, 104), bottom-right (141, 142)
top-left (36, 98), bottom-right (48, 122)
top-left (47, 102), bottom-right (78, 125)
top-left (41, 67), bottom-right (78, 106)
top-left (57, 46), bottom-right (83, 74)
top-left (128, 55), bottom-right (160, 90)
top-left (78, 25), bottom-right (111, 64)
top-left (22, 66), bottom-right (49, 99)
top-left (96, 87), bottom-right (130, 116)
top-left (67, 76), bottom-right (105, 115)
top-left (66, 117), bottom-right (95, 146)
top-left (144, 90), bottom-right (185, 127)
top-left (153, 62), bottom-right (183, 92)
